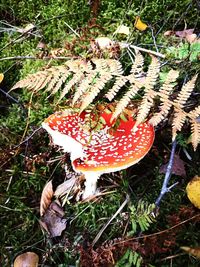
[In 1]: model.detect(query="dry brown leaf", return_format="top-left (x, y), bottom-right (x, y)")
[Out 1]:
top-left (14, 252), bottom-right (39, 267)
top-left (159, 154), bottom-right (186, 177)
top-left (40, 180), bottom-right (54, 216)
top-left (181, 246), bottom-right (200, 259)
top-left (186, 176), bottom-right (200, 209)
top-left (39, 201), bottom-right (67, 237)
top-left (185, 33), bottom-right (197, 44)
top-left (175, 28), bottom-right (194, 38)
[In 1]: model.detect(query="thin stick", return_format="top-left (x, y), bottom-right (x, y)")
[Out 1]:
top-left (120, 42), bottom-right (165, 58)
top-left (92, 194), bottom-right (130, 246)
top-left (0, 87), bottom-right (20, 104)
top-left (0, 56), bottom-right (71, 61)
top-left (155, 140), bottom-right (177, 206)
top-left (64, 22), bottom-right (80, 37)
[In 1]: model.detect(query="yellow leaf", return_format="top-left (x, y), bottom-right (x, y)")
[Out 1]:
top-left (186, 175), bottom-right (200, 209)
top-left (134, 16), bottom-right (148, 31)
top-left (181, 246), bottom-right (200, 259)
top-left (0, 73), bottom-right (4, 84)
top-left (114, 25), bottom-right (130, 35)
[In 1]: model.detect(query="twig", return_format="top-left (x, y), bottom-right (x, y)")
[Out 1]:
top-left (92, 194), bottom-right (130, 246)
top-left (113, 213), bottom-right (200, 245)
top-left (0, 87), bottom-right (20, 104)
top-left (120, 42), bottom-right (165, 58)
top-left (155, 140), bottom-right (177, 207)
top-left (0, 56), bottom-right (71, 61)
top-left (14, 127), bottom-right (42, 149)
top-left (64, 22), bottom-right (80, 37)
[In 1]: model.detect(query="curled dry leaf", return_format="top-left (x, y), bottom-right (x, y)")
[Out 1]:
top-left (181, 246), bottom-right (200, 259)
top-left (186, 176), bottom-right (200, 209)
top-left (14, 252), bottom-right (39, 267)
top-left (40, 180), bottom-right (54, 216)
top-left (39, 201), bottom-right (67, 237)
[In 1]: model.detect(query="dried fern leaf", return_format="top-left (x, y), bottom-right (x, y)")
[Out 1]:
top-left (172, 109), bottom-right (187, 140)
top-left (58, 72), bottom-right (85, 102)
top-left (34, 71), bottom-right (51, 91)
top-left (80, 72), bottom-right (113, 112)
top-left (135, 89), bottom-right (156, 127)
top-left (188, 105), bottom-right (200, 119)
top-left (111, 84), bottom-right (140, 120)
top-left (105, 76), bottom-right (128, 101)
top-left (65, 59), bottom-right (88, 72)
top-left (49, 68), bottom-right (71, 96)
top-left (130, 52), bottom-right (144, 78)
top-left (72, 71), bottom-right (97, 105)
top-left (149, 70), bottom-right (179, 126)
top-left (92, 59), bottom-right (110, 71)
top-left (44, 68), bottom-right (62, 93)
top-left (106, 59), bottom-right (124, 75)
top-left (175, 75), bottom-right (198, 108)
top-left (190, 119), bottom-right (200, 150)
top-left (144, 55), bottom-right (160, 90)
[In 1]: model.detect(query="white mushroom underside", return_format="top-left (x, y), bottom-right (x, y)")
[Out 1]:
top-left (42, 123), bottom-right (86, 161)
top-left (42, 122), bottom-right (100, 199)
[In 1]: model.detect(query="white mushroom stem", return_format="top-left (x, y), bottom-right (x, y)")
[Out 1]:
top-left (82, 172), bottom-right (100, 199)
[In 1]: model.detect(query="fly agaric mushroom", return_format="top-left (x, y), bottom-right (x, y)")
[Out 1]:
top-left (42, 108), bottom-right (154, 199)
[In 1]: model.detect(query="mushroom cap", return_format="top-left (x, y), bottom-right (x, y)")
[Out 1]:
top-left (42, 108), bottom-right (154, 175)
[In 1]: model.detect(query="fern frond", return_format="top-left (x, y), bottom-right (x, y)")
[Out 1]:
top-left (111, 84), bottom-right (140, 120)
top-left (190, 119), bottom-right (200, 150)
top-left (129, 200), bottom-right (156, 235)
top-left (105, 76), bottom-right (128, 101)
top-left (135, 89), bottom-right (156, 128)
top-left (50, 69), bottom-right (71, 96)
top-left (175, 75), bottom-right (198, 108)
top-left (58, 72), bottom-right (85, 102)
top-left (80, 72), bottom-right (113, 112)
top-left (144, 55), bottom-right (160, 90)
top-left (130, 52), bottom-right (144, 78)
top-left (188, 105), bottom-right (200, 119)
top-left (72, 71), bottom-right (97, 105)
top-left (44, 68), bottom-right (62, 93)
top-left (106, 59), bottom-right (124, 75)
top-left (172, 109), bottom-right (187, 140)
top-left (149, 70), bottom-right (179, 126)
top-left (115, 249), bottom-right (143, 267)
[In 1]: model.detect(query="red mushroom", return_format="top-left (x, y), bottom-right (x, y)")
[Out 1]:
top-left (42, 108), bottom-right (154, 199)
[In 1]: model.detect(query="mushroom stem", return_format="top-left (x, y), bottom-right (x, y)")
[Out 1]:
top-left (82, 172), bottom-right (100, 199)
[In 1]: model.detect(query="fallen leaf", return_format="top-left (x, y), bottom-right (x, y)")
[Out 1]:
top-left (40, 180), bottom-right (54, 216)
top-left (175, 28), bottom-right (194, 38)
top-left (185, 33), bottom-right (197, 44)
top-left (159, 154), bottom-right (186, 177)
top-left (163, 30), bottom-right (175, 36)
top-left (0, 73), bottom-right (4, 84)
top-left (114, 25), bottom-right (130, 35)
top-left (186, 176), bottom-right (200, 209)
top-left (134, 16), bottom-right (148, 31)
top-left (94, 37), bottom-right (113, 49)
top-left (39, 201), bottom-right (67, 237)
top-left (14, 252), bottom-right (39, 267)
top-left (181, 246), bottom-right (200, 259)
